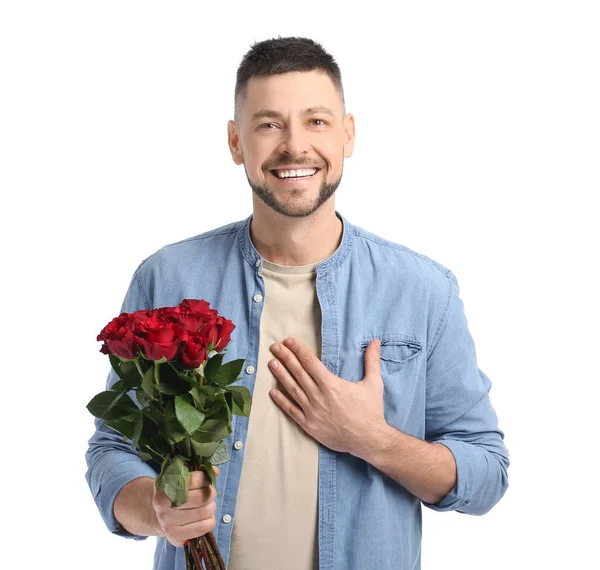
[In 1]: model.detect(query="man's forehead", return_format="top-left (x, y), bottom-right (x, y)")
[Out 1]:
top-left (243, 71), bottom-right (342, 115)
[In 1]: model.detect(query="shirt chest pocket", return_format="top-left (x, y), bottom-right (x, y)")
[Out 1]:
top-left (359, 334), bottom-right (425, 431)
top-left (360, 335), bottom-right (422, 368)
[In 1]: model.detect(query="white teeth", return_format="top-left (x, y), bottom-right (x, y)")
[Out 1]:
top-left (274, 168), bottom-right (317, 179)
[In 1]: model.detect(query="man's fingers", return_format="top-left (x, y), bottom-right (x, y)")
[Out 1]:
top-left (163, 514), bottom-right (218, 547)
top-left (153, 466), bottom-right (221, 546)
top-left (189, 465), bottom-right (221, 490)
top-left (153, 485), bottom-right (216, 509)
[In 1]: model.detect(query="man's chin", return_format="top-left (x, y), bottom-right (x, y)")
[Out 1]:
top-left (253, 190), bottom-right (320, 218)
top-left (247, 176), bottom-right (342, 219)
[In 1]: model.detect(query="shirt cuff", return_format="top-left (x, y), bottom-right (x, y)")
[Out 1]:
top-left (421, 439), bottom-right (486, 513)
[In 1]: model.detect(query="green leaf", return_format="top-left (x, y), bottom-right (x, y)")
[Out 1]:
top-left (146, 433), bottom-right (171, 459)
top-left (110, 379), bottom-right (126, 393)
top-left (156, 455), bottom-right (191, 507)
top-left (214, 358), bottom-right (246, 387)
top-left (110, 355), bottom-right (141, 387)
top-left (227, 386), bottom-right (252, 417)
top-left (104, 412), bottom-right (149, 452)
top-left (228, 390), bottom-right (244, 413)
top-left (104, 416), bottom-right (136, 440)
top-left (141, 365), bottom-right (155, 398)
top-left (201, 457), bottom-right (219, 496)
top-left (204, 353), bottom-right (224, 384)
top-left (177, 373), bottom-right (198, 387)
top-left (190, 418), bottom-right (230, 443)
top-left (197, 385), bottom-right (216, 399)
top-left (220, 394), bottom-right (232, 431)
top-left (133, 413), bottom-right (170, 460)
top-left (164, 400), bottom-right (187, 445)
top-left (204, 392), bottom-right (225, 415)
top-left (87, 390), bottom-right (138, 420)
top-left (156, 383), bottom-right (183, 395)
top-left (189, 440), bottom-right (220, 458)
top-left (189, 386), bottom-right (206, 408)
top-left (131, 410), bottom-right (143, 449)
top-left (136, 388), bottom-right (151, 408)
top-left (209, 441), bottom-right (230, 466)
top-left (141, 404), bottom-right (163, 426)
top-left (174, 395), bottom-right (206, 434)
top-left (205, 393), bottom-right (231, 426)
top-left (155, 365), bottom-right (195, 395)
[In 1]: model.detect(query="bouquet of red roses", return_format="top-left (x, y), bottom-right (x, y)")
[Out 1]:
top-left (87, 298), bottom-right (251, 570)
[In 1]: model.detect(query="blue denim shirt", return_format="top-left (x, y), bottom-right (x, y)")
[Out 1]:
top-left (86, 212), bottom-right (509, 570)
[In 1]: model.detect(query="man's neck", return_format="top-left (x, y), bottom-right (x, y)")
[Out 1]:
top-left (250, 203), bottom-right (343, 266)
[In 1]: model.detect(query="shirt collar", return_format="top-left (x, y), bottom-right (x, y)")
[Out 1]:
top-left (238, 210), bottom-right (355, 274)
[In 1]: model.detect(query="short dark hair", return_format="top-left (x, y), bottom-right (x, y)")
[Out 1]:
top-left (234, 36), bottom-right (345, 122)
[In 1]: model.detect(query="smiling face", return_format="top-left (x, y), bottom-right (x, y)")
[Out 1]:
top-left (228, 70), bottom-right (355, 218)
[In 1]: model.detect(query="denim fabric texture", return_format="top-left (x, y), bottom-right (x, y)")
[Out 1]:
top-left (85, 211), bottom-right (509, 570)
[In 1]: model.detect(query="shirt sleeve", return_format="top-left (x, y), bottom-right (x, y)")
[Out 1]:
top-left (85, 266), bottom-right (158, 539)
top-left (422, 270), bottom-right (509, 515)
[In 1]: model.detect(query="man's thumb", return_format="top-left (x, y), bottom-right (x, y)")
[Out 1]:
top-left (364, 339), bottom-right (381, 380)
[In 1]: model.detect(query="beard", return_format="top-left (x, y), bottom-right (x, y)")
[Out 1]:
top-left (245, 166), bottom-right (343, 218)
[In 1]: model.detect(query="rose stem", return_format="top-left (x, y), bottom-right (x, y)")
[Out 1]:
top-left (205, 531), bottom-right (225, 569)
top-left (184, 541), bottom-right (193, 570)
top-left (202, 534), bottom-right (219, 569)
top-left (189, 539), bottom-right (204, 569)
top-left (198, 536), bottom-right (211, 569)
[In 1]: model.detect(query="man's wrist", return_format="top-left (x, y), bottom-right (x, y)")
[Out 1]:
top-left (353, 422), bottom-right (457, 504)
top-left (114, 476), bottom-right (163, 537)
top-left (352, 420), bottom-right (396, 464)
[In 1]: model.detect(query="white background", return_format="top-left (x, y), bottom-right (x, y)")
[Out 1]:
top-left (1, 1), bottom-right (598, 568)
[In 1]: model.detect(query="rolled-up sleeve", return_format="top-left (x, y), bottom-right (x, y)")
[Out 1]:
top-left (423, 270), bottom-right (509, 515)
top-left (85, 266), bottom-right (158, 539)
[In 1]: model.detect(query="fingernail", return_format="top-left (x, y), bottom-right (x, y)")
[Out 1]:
top-left (272, 343), bottom-right (281, 353)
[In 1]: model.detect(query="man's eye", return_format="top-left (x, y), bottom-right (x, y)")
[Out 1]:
top-left (259, 123), bottom-right (277, 129)
top-left (311, 119), bottom-right (326, 126)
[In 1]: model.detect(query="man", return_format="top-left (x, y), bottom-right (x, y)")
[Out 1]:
top-left (86, 37), bottom-right (509, 570)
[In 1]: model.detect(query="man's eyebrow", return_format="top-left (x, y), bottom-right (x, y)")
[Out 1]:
top-left (251, 106), bottom-right (335, 121)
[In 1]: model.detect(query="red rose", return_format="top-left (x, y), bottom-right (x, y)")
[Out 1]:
top-left (159, 305), bottom-right (184, 324)
top-left (200, 315), bottom-right (235, 352)
top-left (130, 309), bottom-right (186, 361)
top-left (180, 299), bottom-right (212, 314)
top-left (181, 332), bottom-right (208, 369)
top-left (97, 313), bottom-right (139, 360)
top-left (178, 298), bottom-right (218, 333)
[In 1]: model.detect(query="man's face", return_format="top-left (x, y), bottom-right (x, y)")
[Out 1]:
top-left (228, 70), bottom-right (355, 218)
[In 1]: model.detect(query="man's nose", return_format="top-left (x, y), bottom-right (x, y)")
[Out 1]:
top-left (278, 122), bottom-right (310, 156)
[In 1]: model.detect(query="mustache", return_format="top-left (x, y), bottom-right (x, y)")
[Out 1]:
top-left (266, 160), bottom-right (323, 169)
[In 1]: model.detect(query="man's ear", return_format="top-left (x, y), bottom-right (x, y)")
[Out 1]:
top-left (227, 120), bottom-right (244, 165)
top-left (343, 113), bottom-right (356, 158)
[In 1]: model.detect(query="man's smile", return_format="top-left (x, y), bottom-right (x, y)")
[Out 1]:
top-left (269, 167), bottom-right (321, 183)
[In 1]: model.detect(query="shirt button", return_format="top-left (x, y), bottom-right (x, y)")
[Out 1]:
top-left (234, 441), bottom-right (243, 450)
top-left (253, 293), bottom-right (263, 303)
top-left (223, 514), bottom-right (232, 524)
top-left (245, 365), bottom-right (255, 375)
top-left (255, 258), bottom-right (261, 267)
